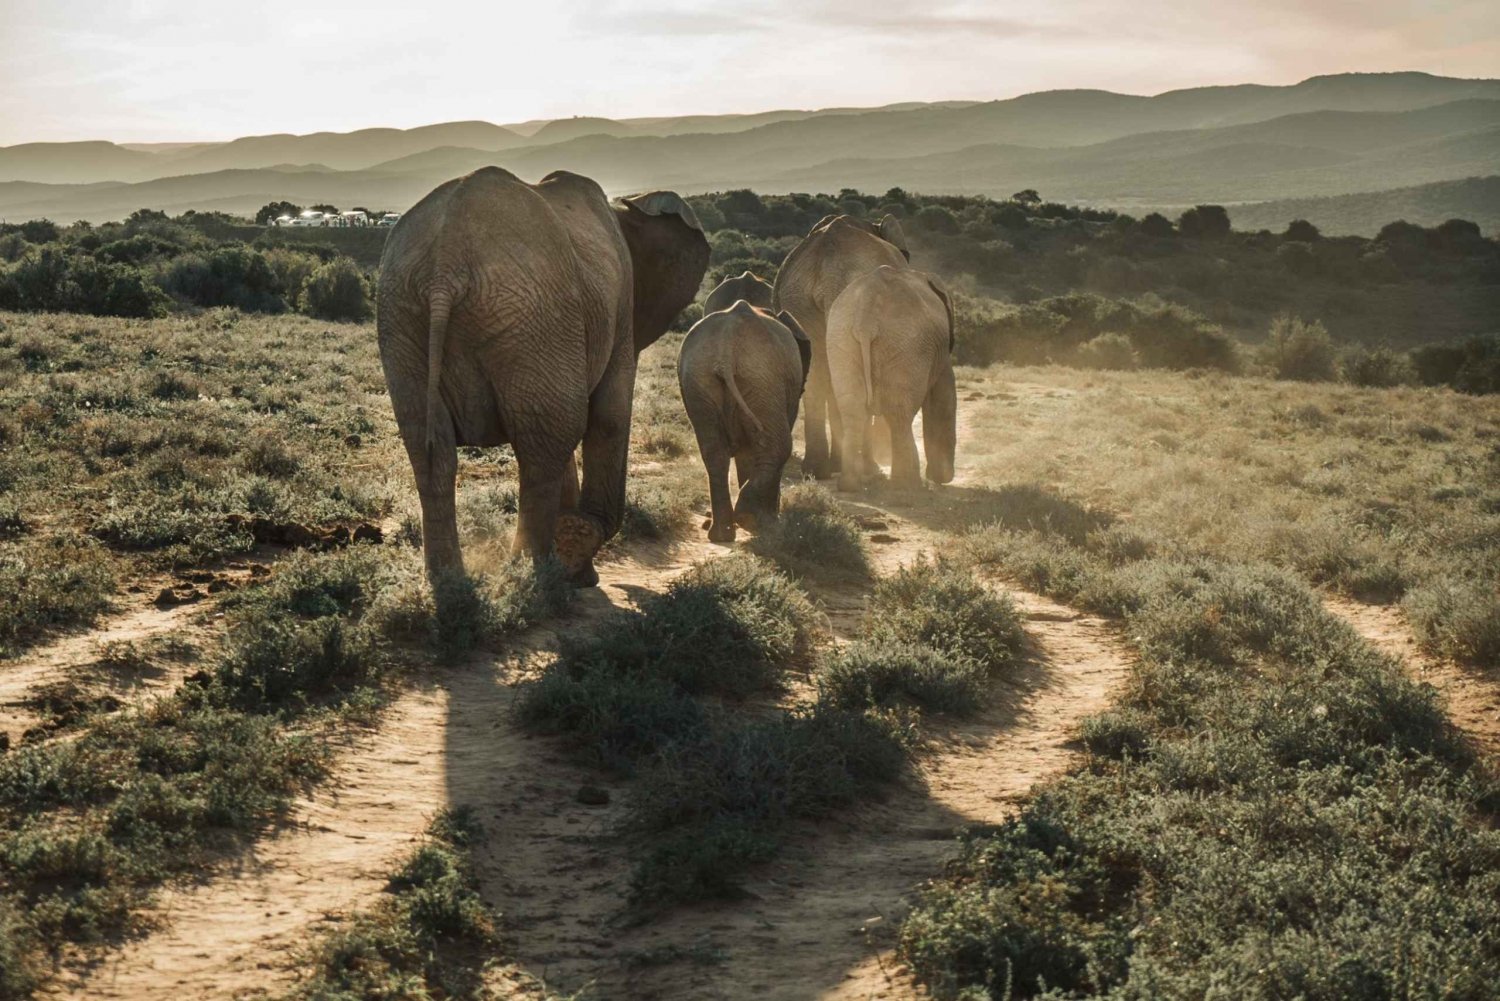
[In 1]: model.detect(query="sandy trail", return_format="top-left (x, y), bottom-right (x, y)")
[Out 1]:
top-left (0, 557), bottom-right (275, 747)
top-left (1326, 596), bottom-right (1500, 760)
top-left (589, 498), bottom-right (1131, 1001)
top-left (43, 540), bottom-right (721, 1001)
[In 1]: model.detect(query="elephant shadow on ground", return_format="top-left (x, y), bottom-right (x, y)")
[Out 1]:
top-left (432, 527), bottom-right (1104, 999)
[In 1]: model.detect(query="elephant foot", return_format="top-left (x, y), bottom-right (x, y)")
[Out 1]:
top-left (889, 476), bottom-right (924, 492)
top-left (708, 521), bottom-right (737, 543)
top-left (734, 510), bottom-right (760, 532)
top-left (554, 512), bottom-right (604, 588)
top-left (804, 460), bottom-right (837, 480)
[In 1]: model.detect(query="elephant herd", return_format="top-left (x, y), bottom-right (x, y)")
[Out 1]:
top-left (377, 167), bottom-right (957, 587)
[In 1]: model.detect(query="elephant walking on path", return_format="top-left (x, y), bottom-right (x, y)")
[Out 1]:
top-left (827, 265), bottom-right (957, 491)
top-left (678, 300), bottom-right (811, 542)
top-left (773, 214), bottom-right (908, 479)
top-left (377, 167), bottom-right (708, 585)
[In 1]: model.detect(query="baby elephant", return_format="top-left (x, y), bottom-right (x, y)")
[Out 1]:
top-left (704, 270), bottom-right (774, 313)
top-left (678, 300), bottom-right (811, 541)
top-left (827, 266), bottom-right (957, 491)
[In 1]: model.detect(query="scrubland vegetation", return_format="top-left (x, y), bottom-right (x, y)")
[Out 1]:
top-left (6, 186), bottom-right (1496, 393)
top-left (0, 180), bottom-right (1496, 999)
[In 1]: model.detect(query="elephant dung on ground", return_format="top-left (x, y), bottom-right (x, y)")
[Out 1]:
top-left (704, 270), bottom-right (774, 314)
top-left (677, 300), bottom-right (811, 542)
top-left (773, 213), bottom-right (909, 479)
top-left (377, 166), bottom-right (708, 586)
top-left (826, 265), bottom-right (957, 491)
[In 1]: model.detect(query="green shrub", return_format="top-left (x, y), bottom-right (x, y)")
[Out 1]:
top-left (818, 642), bottom-right (984, 714)
top-left (1341, 344), bottom-right (1416, 387)
top-left (747, 484), bottom-right (869, 578)
top-left (1403, 576), bottom-right (1500, 667)
top-left (1260, 314), bottom-right (1338, 382)
top-left (1073, 332), bottom-right (1138, 370)
top-left (0, 537), bottom-right (116, 656)
top-left (287, 810), bottom-right (494, 1000)
top-left (900, 550), bottom-right (1498, 1001)
top-left (867, 558), bottom-right (1024, 673)
top-left (299, 256), bottom-right (371, 322)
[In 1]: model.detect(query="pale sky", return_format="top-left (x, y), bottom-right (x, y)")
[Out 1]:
top-left (2, 0), bottom-right (1497, 145)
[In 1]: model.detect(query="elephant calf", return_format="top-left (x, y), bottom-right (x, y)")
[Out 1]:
top-left (704, 270), bottom-right (773, 314)
top-left (678, 300), bottom-right (811, 541)
top-left (827, 266), bottom-right (957, 491)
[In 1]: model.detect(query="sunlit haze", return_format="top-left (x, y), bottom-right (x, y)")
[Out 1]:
top-left (2, 0), bottom-right (1497, 145)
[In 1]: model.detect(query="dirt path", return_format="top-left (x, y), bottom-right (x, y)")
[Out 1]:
top-left (1326, 596), bottom-right (1500, 760)
top-left (0, 558), bottom-right (274, 747)
top-left (586, 500), bottom-right (1132, 1001)
top-left (43, 540), bottom-right (721, 1001)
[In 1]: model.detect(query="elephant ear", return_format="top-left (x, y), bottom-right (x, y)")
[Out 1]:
top-left (778, 309), bottom-right (814, 388)
top-left (810, 214), bottom-right (839, 236)
top-left (621, 191), bottom-right (704, 233)
top-left (926, 275), bottom-right (955, 354)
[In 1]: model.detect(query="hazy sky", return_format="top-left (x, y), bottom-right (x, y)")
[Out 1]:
top-left (2, 0), bottom-right (1497, 145)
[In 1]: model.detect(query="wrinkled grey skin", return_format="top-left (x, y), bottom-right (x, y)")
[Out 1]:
top-left (377, 167), bottom-right (708, 586)
top-left (773, 214), bottom-right (909, 479)
top-left (704, 270), bottom-right (774, 314)
top-left (827, 265), bottom-right (957, 491)
top-left (678, 301), bottom-right (811, 542)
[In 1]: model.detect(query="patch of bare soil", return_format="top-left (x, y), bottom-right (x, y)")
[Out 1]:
top-left (43, 539), bottom-right (722, 1001)
top-left (1326, 596), bottom-right (1500, 760)
top-left (0, 559), bottom-right (272, 748)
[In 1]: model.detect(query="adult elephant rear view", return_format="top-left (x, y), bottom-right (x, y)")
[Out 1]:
top-left (827, 265), bottom-right (957, 491)
top-left (773, 214), bottom-right (909, 478)
top-left (377, 167), bottom-right (708, 586)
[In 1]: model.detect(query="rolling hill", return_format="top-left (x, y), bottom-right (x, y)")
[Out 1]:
top-left (1224, 176), bottom-right (1500, 235)
top-left (1, 72), bottom-right (1496, 224)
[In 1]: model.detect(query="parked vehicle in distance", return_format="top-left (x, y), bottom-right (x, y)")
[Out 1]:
top-left (378, 212), bottom-right (401, 227)
top-left (340, 210), bottom-right (369, 227)
top-left (286, 210), bottom-right (329, 227)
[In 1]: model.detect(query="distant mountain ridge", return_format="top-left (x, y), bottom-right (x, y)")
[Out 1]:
top-left (0, 72), bottom-right (1496, 225)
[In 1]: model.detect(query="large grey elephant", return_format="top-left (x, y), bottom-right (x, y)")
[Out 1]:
top-left (826, 265), bottom-right (956, 491)
top-left (773, 214), bottom-right (909, 479)
top-left (704, 270), bottom-right (774, 313)
top-left (377, 167), bottom-right (708, 586)
top-left (678, 300), bottom-right (811, 542)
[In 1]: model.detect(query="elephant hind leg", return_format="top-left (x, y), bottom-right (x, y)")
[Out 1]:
top-left (704, 443), bottom-right (736, 543)
top-left (887, 408), bottom-right (922, 489)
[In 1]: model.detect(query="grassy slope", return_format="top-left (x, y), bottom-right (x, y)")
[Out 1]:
top-left (896, 363), bottom-right (1500, 999)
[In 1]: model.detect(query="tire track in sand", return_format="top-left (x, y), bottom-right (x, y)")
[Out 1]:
top-left (1326, 596), bottom-right (1500, 760)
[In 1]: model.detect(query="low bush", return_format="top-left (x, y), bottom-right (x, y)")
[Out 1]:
top-left (1260, 313), bottom-right (1338, 382)
top-left (0, 537), bottom-right (116, 657)
top-left (866, 558), bottom-right (1024, 673)
top-left (285, 809), bottom-right (494, 1000)
top-left (818, 642), bottom-right (984, 714)
top-left (1341, 344), bottom-right (1415, 387)
top-left (1403, 575), bottom-right (1500, 668)
top-left (519, 554), bottom-right (910, 909)
top-left (747, 484), bottom-right (869, 578)
top-left (299, 257), bottom-right (371, 322)
top-left (1073, 332), bottom-right (1138, 371)
top-left (902, 532), bottom-right (1498, 999)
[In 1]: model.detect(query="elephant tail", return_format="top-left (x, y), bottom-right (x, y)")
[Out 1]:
top-left (424, 284), bottom-right (455, 477)
top-left (722, 367), bottom-right (765, 438)
top-left (859, 331), bottom-right (875, 412)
